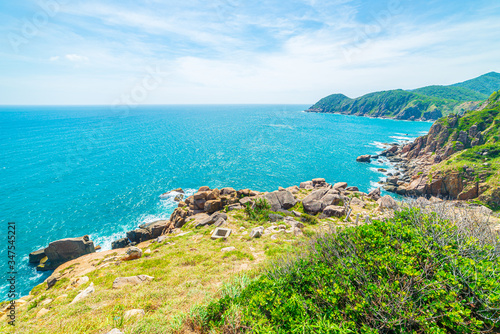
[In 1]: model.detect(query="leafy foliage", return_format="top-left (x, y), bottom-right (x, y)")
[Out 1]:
top-left (187, 208), bottom-right (500, 333)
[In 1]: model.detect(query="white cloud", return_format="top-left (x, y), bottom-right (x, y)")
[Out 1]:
top-left (65, 54), bottom-right (89, 62)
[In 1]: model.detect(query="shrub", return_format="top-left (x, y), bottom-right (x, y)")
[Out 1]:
top-left (244, 198), bottom-right (271, 222)
top-left (186, 206), bottom-right (500, 333)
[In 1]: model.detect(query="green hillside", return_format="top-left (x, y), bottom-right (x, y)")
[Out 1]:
top-left (307, 72), bottom-right (500, 120)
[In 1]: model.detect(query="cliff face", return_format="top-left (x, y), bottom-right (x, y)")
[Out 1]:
top-left (307, 72), bottom-right (500, 120)
top-left (382, 91), bottom-right (500, 210)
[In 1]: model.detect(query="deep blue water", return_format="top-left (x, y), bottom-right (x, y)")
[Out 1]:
top-left (0, 105), bottom-right (431, 299)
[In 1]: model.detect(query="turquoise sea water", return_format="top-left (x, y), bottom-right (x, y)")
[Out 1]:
top-left (0, 105), bottom-right (432, 299)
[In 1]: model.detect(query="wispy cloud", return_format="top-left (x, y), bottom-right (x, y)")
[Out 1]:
top-left (0, 0), bottom-right (499, 104)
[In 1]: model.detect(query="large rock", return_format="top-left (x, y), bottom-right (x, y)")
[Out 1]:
top-left (250, 227), bottom-right (264, 238)
top-left (112, 275), bottom-right (154, 289)
top-left (323, 206), bottom-right (346, 217)
top-left (302, 189), bottom-right (342, 214)
top-left (377, 195), bottom-right (398, 210)
top-left (70, 282), bottom-right (94, 304)
top-left (204, 199), bottom-right (222, 213)
top-left (44, 235), bottom-right (95, 266)
top-left (170, 207), bottom-right (188, 228)
top-left (126, 228), bottom-right (152, 244)
top-left (356, 155), bottom-right (371, 162)
top-left (367, 187), bottom-right (381, 200)
top-left (196, 212), bottom-right (228, 228)
top-left (122, 247), bottom-right (142, 261)
top-left (111, 237), bottom-right (130, 250)
top-left (263, 190), bottom-right (297, 211)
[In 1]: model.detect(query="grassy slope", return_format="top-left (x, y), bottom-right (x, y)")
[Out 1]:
top-left (309, 72), bottom-right (500, 120)
top-left (0, 189), bottom-right (380, 334)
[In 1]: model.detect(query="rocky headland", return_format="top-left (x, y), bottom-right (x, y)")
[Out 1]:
top-left (357, 90), bottom-right (500, 212)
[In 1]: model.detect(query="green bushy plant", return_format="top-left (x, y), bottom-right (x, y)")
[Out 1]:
top-left (186, 207), bottom-right (500, 333)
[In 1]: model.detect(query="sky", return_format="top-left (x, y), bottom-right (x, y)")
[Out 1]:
top-left (1, 0), bottom-right (500, 105)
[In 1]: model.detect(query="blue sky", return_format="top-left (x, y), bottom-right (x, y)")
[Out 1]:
top-left (1, 0), bottom-right (500, 104)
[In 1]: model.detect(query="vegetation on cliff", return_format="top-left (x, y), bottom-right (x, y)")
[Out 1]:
top-left (307, 72), bottom-right (500, 120)
top-left (185, 206), bottom-right (500, 333)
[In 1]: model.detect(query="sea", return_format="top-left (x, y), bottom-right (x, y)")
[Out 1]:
top-left (0, 104), bottom-right (432, 299)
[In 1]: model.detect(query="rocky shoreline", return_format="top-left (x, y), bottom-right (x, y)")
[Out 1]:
top-left (356, 113), bottom-right (499, 213)
top-left (28, 178), bottom-right (389, 276)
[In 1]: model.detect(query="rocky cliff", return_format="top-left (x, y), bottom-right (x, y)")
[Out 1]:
top-left (377, 91), bottom-right (500, 210)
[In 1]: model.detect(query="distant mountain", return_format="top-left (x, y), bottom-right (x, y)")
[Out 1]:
top-left (307, 72), bottom-right (500, 120)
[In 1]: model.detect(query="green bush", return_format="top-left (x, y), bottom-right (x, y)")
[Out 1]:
top-left (244, 198), bottom-right (271, 222)
top-left (187, 208), bottom-right (500, 333)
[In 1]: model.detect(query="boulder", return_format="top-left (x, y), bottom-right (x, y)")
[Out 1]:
top-left (44, 235), bottom-right (95, 266)
top-left (204, 199), bottom-right (222, 213)
top-left (122, 247), bottom-right (142, 261)
top-left (170, 207), bottom-right (188, 228)
top-left (367, 187), bottom-right (381, 200)
top-left (36, 308), bottom-right (50, 318)
top-left (220, 187), bottom-right (236, 195)
top-left (250, 227), bottom-right (264, 238)
top-left (356, 155), bottom-right (371, 162)
top-left (196, 212), bottom-right (228, 228)
top-left (198, 186), bottom-right (210, 192)
top-left (112, 275), bottom-right (154, 289)
top-left (111, 237), bottom-right (130, 250)
top-left (263, 190), bottom-right (297, 211)
top-left (377, 195), bottom-right (398, 210)
top-left (299, 181), bottom-right (313, 189)
top-left (268, 214), bottom-right (284, 222)
top-left (302, 189), bottom-right (341, 214)
top-left (221, 246), bottom-right (236, 252)
top-left (227, 203), bottom-right (242, 211)
top-left (126, 228), bottom-right (152, 244)
top-left (333, 182), bottom-right (348, 190)
top-left (70, 282), bottom-right (94, 304)
top-left (239, 197), bottom-right (255, 207)
top-left (323, 206), bottom-right (346, 217)
top-left (345, 186), bottom-right (359, 192)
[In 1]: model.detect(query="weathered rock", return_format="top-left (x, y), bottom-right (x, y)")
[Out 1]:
top-left (29, 249), bottom-right (46, 264)
top-left (377, 195), bottom-right (398, 210)
top-left (170, 207), bottom-right (189, 228)
top-left (239, 197), bottom-right (255, 208)
top-left (250, 227), bottom-right (264, 238)
top-left (346, 186), bottom-right (359, 192)
top-left (263, 190), bottom-right (297, 211)
top-left (46, 276), bottom-right (58, 289)
top-left (333, 182), bottom-right (348, 189)
top-left (204, 199), bottom-right (222, 213)
top-left (356, 155), bottom-right (371, 162)
top-left (70, 282), bottom-right (94, 304)
top-left (221, 246), bottom-right (236, 252)
top-left (220, 187), bottom-right (236, 195)
top-left (196, 212), bottom-right (228, 228)
top-left (198, 186), bottom-right (210, 192)
top-left (112, 275), bottom-right (154, 289)
top-left (44, 235), bottom-right (95, 266)
top-left (122, 247), bottom-right (142, 261)
top-left (268, 214), bottom-right (284, 222)
top-left (367, 187), bottom-right (381, 200)
top-left (124, 309), bottom-right (145, 320)
top-left (323, 206), bottom-right (346, 217)
top-left (126, 228), bottom-right (152, 244)
top-left (227, 203), bottom-right (242, 211)
top-left (299, 181), bottom-right (313, 189)
top-left (111, 237), bottom-right (130, 250)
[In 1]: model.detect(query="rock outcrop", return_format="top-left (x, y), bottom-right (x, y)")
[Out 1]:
top-left (36, 236), bottom-right (96, 271)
